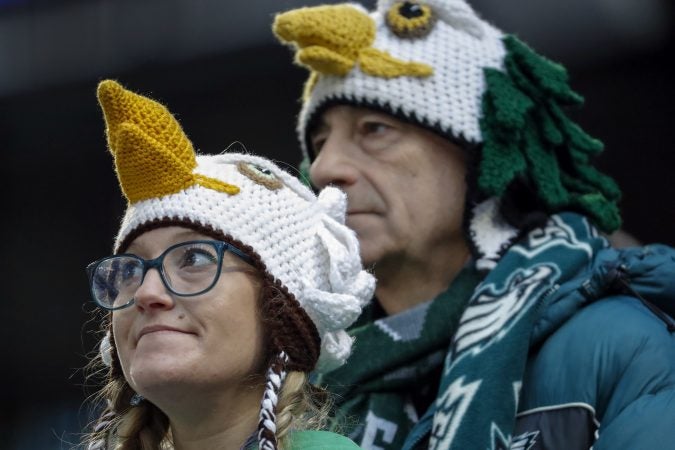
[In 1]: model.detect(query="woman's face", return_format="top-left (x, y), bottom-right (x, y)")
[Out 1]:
top-left (112, 226), bottom-right (266, 403)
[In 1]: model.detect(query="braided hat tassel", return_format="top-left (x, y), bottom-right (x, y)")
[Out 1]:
top-left (87, 409), bottom-right (116, 450)
top-left (258, 351), bottom-right (290, 450)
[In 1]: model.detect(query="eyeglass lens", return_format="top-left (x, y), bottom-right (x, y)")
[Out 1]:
top-left (91, 242), bottom-right (220, 309)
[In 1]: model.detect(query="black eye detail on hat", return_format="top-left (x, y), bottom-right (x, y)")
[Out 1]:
top-left (400, 2), bottom-right (424, 18)
top-left (237, 162), bottom-right (284, 191)
top-left (386, 1), bottom-right (436, 39)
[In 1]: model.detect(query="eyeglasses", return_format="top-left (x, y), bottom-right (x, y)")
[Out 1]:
top-left (86, 240), bottom-right (254, 310)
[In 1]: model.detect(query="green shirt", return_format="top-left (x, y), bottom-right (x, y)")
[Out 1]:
top-left (254, 430), bottom-right (361, 450)
top-left (289, 430), bottom-right (361, 449)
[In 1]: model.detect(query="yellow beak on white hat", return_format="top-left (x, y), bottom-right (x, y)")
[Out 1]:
top-left (97, 80), bottom-right (239, 203)
top-left (274, 4), bottom-right (433, 95)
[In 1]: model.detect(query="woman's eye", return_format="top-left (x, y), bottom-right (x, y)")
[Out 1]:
top-left (180, 248), bottom-right (217, 268)
top-left (121, 262), bottom-right (141, 282)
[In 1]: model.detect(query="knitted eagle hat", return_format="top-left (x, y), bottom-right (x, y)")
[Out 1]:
top-left (95, 80), bottom-right (375, 450)
top-left (274, 0), bottom-right (622, 269)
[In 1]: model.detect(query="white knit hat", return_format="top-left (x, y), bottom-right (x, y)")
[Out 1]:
top-left (274, 0), bottom-right (622, 267)
top-left (93, 79), bottom-right (376, 450)
top-left (274, 0), bottom-right (505, 159)
top-left (98, 79), bottom-right (375, 374)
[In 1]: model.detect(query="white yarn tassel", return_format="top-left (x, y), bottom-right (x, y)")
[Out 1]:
top-left (306, 213), bottom-right (375, 331)
top-left (100, 331), bottom-right (113, 367)
top-left (316, 187), bottom-right (348, 224)
top-left (315, 330), bottom-right (355, 373)
top-left (258, 351), bottom-right (289, 450)
top-left (87, 440), bottom-right (106, 450)
top-left (88, 409), bottom-right (116, 450)
top-left (298, 186), bottom-right (376, 371)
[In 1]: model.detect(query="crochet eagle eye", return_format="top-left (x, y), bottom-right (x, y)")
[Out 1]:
top-left (254, 165), bottom-right (272, 176)
top-left (400, 1), bottom-right (424, 18)
top-left (237, 162), bottom-right (284, 191)
top-left (386, 1), bottom-right (436, 39)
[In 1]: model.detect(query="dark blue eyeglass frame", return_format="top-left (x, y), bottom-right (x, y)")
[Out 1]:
top-left (86, 240), bottom-right (254, 311)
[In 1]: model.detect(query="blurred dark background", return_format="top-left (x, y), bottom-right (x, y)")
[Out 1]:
top-left (0, 0), bottom-right (673, 448)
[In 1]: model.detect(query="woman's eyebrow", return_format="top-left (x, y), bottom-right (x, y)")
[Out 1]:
top-left (126, 230), bottom-right (206, 254)
top-left (172, 230), bottom-right (205, 241)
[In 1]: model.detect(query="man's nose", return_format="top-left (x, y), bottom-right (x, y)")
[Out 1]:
top-left (133, 269), bottom-right (175, 312)
top-left (309, 133), bottom-right (360, 190)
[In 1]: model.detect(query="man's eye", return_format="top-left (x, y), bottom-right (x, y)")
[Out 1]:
top-left (362, 122), bottom-right (390, 135)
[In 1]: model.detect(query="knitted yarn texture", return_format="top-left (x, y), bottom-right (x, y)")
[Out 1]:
top-left (479, 36), bottom-right (621, 232)
top-left (274, 0), bottom-right (503, 154)
top-left (98, 80), bottom-right (239, 203)
top-left (97, 80), bottom-right (375, 373)
top-left (274, 0), bottom-right (621, 233)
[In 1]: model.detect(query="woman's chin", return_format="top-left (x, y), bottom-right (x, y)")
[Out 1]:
top-left (126, 353), bottom-right (199, 395)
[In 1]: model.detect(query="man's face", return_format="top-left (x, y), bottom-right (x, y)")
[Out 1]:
top-left (309, 105), bottom-right (468, 267)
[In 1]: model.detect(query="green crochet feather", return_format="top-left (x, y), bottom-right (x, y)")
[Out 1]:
top-left (479, 35), bottom-right (621, 233)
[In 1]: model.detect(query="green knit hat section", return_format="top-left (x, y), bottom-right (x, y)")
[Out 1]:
top-left (478, 35), bottom-right (621, 233)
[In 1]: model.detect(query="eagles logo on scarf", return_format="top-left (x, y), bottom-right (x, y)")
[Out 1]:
top-left (429, 214), bottom-right (608, 450)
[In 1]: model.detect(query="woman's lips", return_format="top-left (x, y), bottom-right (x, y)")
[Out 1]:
top-left (137, 325), bottom-right (194, 342)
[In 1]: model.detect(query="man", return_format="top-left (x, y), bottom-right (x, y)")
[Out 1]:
top-left (273, 1), bottom-right (675, 449)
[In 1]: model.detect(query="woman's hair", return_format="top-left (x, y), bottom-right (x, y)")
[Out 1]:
top-left (275, 371), bottom-right (331, 448)
top-left (82, 370), bottom-right (329, 450)
top-left (82, 266), bottom-right (331, 450)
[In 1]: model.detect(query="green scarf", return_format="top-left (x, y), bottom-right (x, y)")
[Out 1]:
top-left (316, 266), bottom-right (483, 449)
top-left (317, 213), bottom-right (608, 450)
top-left (427, 213), bottom-right (607, 450)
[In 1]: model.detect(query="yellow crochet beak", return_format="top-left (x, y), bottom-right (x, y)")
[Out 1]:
top-left (97, 80), bottom-right (239, 203)
top-left (274, 5), bottom-right (374, 75)
top-left (274, 5), bottom-right (432, 79)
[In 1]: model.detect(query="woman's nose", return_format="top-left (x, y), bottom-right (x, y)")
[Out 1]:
top-left (133, 269), bottom-right (175, 312)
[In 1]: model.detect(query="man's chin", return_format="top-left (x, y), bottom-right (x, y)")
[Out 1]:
top-left (356, 235), bottom-right (385, 267)
top-left (345, 214), bottom-right (387, 264)
top-left (358, 249), bottom-right (377, 267)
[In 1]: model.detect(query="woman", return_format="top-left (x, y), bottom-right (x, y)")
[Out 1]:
top-left (83, 80), bottom-right (375, 450)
